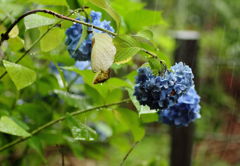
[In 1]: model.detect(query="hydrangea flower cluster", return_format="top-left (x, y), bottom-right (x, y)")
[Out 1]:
top-left (134, 62), bottom-right (194, 110)
top-left (158, 86), bottom-right (201, 127)
top-left (65, 11), bottom-right (115, 61)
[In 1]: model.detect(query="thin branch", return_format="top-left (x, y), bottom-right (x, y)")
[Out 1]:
top-left (0, 9), bottom-right (116, 46)
top-left (0, 9), bottom-right (166, 80)
top-left (0, 10), bottom-right (78, 80)
top-left (142, 49), bottom-right (167, 70)
top-left (120, 141), bottom-right (140, 166)
top-left (0, 99), bottom-right (131, 152)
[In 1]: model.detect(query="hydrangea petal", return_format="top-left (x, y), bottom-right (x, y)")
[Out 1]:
top-left (134, 62), bottom-right (194, 110)
top-left (65, 11), bottom-right (115, 61)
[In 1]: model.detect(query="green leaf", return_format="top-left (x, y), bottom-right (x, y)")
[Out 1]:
top-left (8, 36), bottom-right (24, 51)
top-left (105, 78), bottom-right (131, 90)
top-left (66, 0), bottom-right (80, 9)
top-left (0, 3), bottom-right (25, 19)
top-left (40, 27), bottom-right (64, 52)
top-left (53, 63), bottom-right (68, 90)
top-left (88, 0), bottom-right (120, 28)
top-left (104, 88), bottom-right (123, 105)
top-left (3, 60), bottom-right (36, 90)
top-left (91, 33), bottom-right (116, 72)
top-left (17, 103), bottom-right (52, 127)
top-left (139, 110), bottom-right (158, 123)
top-left (148, 58), bottom-right (165, 75)
top-left (131, 35), bottom-right (156, 53)
top-left (125, 9), bottom-right (166, 32)
top-left (54, 90), bottom-right (89, 109)
top-left (77, 0), bottom-right (87, 7)
top-left (9, 25), bottom-right (19, 38)
top-left (28, 137), bottom-right (46, 162)
top-left (62, 66), bottom-right (130, 90)
top-left (66, 115), bottom-right (97, 141)
top-left (114, 35), bottom-right (140, 48)
top-left (114, 47), bottom-right (141, 64)
top-left (74, 25), bottom-right (88, 54)
top-left (61, 67), bottom-right (128, 101)
top-left (0, 116), bottom-right (31, 137)
top-left (71, 126), bottom-right (97, 141)
top-left (84, 84), bottom-right (105, 106)
top-left (27, 0), bottom-right (67, 6)
top-left (111, 0), bottom-right (144, 17)
top-left (114, 35), bottom-right (141, 64)
top-left (24, 14), bottom-right (57, 30)
top-left (137, 29), bottom-right (154, 41)
top-left (116, 108), bottom-right (145, 141)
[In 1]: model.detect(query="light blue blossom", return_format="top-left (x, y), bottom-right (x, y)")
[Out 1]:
top-left (159, 86), bottom-right (201, 127)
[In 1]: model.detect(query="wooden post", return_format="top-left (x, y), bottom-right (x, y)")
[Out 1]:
top-left (170, 31), bottom-right (200, 166)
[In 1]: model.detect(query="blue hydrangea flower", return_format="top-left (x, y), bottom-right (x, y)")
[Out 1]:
top-left (65, 11), bottom-right (115, 61)
top-left (134, 62), bottom-right (194, 110)
top-left (158, 86), bottom-right (201, 127)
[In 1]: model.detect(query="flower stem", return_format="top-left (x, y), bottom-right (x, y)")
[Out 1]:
top-left (120, 141), bottom-right (140, 166)
top-left (142, 49), bottom-right (167, 70)
top-left (0, 99), bottom-right (131, 152)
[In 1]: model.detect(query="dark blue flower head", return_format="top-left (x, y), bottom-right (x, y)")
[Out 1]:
top-left (65, 11), bottom-right (115, 61)
top-left (158, 86), bottom-right (201, 127)
top-left (134, 62), bottom-right (194, 110)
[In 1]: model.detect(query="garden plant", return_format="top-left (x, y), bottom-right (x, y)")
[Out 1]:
top-left (0, 0), bottom-right (202, 165)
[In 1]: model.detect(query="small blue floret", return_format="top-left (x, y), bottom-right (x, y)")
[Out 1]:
top-left (159, 86), bottom-right (201, 127)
